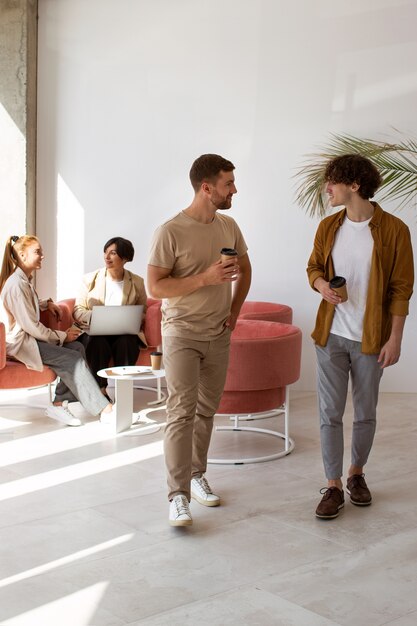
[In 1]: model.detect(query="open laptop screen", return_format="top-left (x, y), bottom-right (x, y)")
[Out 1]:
top-left (87, 305), bottom-right (143, 336)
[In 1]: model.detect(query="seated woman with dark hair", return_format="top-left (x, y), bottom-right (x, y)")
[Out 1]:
top-left (0, 235), bottom-right (114, 426)
top-left (73, 237), bottom-right (148, 400)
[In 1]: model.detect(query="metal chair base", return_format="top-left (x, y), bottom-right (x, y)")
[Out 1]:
top-left (0, 382), bottom-right (55, 412)
top-left (208, 388), bottom-right (295, 465)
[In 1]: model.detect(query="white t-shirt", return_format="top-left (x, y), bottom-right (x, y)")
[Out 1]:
top-left (104, 277), bottom-right (124, 305)
top-left (330, 216), bottom-right (373, 342)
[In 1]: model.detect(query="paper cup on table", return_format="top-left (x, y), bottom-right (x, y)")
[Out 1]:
top-left (150, 351), bottom-right (163, 370)
top-left (329, 276), bottom-right (348, 302)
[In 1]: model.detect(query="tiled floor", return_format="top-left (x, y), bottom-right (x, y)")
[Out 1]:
top-left (0, 387), bottom-right (416, 625)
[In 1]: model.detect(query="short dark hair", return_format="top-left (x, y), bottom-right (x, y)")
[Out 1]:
top-left (324, 154), bottom-right (382, 200)
top-left (103, 237), bottom-right (134, 262)
top-left (189, 154), bottom-right (235, 192)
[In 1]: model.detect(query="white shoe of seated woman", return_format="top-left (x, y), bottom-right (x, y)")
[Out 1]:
top-left (45, 400), bottom-right (82, 427)
top-left (100, 404), bottom-right (116, 425)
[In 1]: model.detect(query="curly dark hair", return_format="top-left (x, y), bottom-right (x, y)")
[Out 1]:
top-left (324, 154), bottom-right (382, 199)
top-left (189, 154), bottom-right (235, 192)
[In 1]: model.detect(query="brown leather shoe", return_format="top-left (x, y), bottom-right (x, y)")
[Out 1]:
top-left (346, 474), bottom-right (372, 506)
top-left (315, 487), bottom-right (344, 519)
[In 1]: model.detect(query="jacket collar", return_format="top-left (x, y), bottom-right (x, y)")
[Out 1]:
top-left (98, 266), bottom-right (133, 303)
top-left (15, 266), bottom-right (33, 283)
top-left (99, 267), bottom-right (132, 283)
top-left (335, 201), bottom-right (383, 228)
top-left (335, 208), bottom-right (346, 226)
top-left (369, 202), bottom-right (383, 228)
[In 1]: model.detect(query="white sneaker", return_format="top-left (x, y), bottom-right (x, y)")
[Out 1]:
top-left (100, 404), bottom-right (116, 424)
top-left (169, 495), bottom-right (193, 526)
top-left (45, 401), bottom-right (82, 427)
top-left (191, 475), bottom-right (220, 507)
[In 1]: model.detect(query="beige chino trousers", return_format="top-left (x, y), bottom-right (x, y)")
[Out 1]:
top-left (162, 330), bottom-right (231, 501)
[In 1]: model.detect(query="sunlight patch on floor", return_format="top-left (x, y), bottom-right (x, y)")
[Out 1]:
top-left (0, 534), bottom-right (133, 590)
top-left (0, 440), bottom-right (164, 502)
top-left (0, 417), bottom-right (31, 432)
top-left (2, 582), bottom-right (109, 626)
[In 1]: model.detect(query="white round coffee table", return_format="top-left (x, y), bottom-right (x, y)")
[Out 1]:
top-left (97, 366), bottom-right (166, 434)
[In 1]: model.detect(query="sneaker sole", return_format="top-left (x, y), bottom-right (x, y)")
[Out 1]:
top-left (46, 412), bottom-right (82, 427)
top-left (169, 518), bottom-right (193, 527)
top-left (348, 495), bottom-right (372, 506)
top-left (315, 502), bottom-right (344, 519)
top-left (191, 493), bottom-right (220, 507)
top-left (346, 488), bottom-right (372, 506)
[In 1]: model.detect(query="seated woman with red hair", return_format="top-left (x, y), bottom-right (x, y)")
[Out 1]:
top-left (0, 235), bottom-right (114, 426)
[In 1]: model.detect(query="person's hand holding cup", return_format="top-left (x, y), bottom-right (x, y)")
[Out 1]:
top-left (220, 247), bottom-right (239, 281)
top-left (220, 247), bottom-right (238, 265)
top-left (329, 276), bottom-right (348, 302)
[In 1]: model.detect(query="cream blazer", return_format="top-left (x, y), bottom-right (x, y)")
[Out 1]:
top-left (0, 268), bottom-right (67, 371)
top-left (73, 268), bottom-right (148, 346)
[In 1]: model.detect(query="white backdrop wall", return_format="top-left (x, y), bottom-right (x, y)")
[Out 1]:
top-left (37, 0), bottom-right (417, 392)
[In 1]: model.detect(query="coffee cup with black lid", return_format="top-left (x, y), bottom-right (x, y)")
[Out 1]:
top-left (220, 248), bottom-right (238, 265)
top-left (329, 276), bottom-right (348, 302)
top-left (150, 351), bottom-right (163, 370)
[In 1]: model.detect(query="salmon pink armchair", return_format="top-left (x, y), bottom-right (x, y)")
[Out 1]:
top-left (209, 319), bottom-right (302, 464)
top-left (0, 321), bottom-right (57, 409)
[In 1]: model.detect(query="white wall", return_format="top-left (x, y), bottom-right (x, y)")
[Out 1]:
top-left (37, 0), bottom-right (417, 392)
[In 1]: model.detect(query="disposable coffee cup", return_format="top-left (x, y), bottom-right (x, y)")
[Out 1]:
top-left (220, 247), bottom-right (238, 265)
top-left (329, 276), bottom-right (348, 302)
top-left (150, 351), bottom-right (163, 370)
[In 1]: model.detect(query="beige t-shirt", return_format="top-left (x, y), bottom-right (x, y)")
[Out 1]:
top-left (148, 211), bottom-right (248, 339)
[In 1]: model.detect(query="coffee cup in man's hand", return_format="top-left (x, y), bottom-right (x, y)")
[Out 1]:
top-left (329, 276), bottom-right (348, 302)
top-left (220, 248), bottom-right (238, 265)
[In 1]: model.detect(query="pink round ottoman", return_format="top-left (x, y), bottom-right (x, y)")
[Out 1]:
top-left (239, 300), bottom-right (293, 324)
top-left (209, 319), bottom-right (302, 464)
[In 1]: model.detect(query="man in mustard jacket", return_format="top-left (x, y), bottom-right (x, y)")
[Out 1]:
top-left (307, 154), bottom-right (414, 519)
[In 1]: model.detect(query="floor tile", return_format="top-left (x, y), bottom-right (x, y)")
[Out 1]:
top-left (131, 585), bottom-right (340, 625)
top-left (258, 527), bottom-right (417, 626)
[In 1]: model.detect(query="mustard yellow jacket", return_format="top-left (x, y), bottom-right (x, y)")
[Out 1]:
top-left (307, 203), bottom-right (414, 353)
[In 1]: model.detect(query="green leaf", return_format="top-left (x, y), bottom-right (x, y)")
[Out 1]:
top-left (294, 131), bottom-right (417, 217)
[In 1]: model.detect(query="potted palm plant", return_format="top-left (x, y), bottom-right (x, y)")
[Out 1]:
top-left (295, 132), bottom-right (417, 217)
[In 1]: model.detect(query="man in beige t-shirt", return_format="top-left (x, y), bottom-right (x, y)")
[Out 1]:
top-left (148, 154), bottom-right (251, 527)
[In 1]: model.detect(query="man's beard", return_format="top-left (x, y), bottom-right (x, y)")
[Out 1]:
top-left (212, 195), bottom-right (232, 211)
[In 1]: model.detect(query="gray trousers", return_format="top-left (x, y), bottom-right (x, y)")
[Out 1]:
top-left (37, 341), bottom-right (108, 416)
top-left (315, 333), bottom-right (383, 479)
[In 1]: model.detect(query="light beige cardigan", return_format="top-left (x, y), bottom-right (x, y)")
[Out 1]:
top-left (0, 268), bottom-right (67, 371)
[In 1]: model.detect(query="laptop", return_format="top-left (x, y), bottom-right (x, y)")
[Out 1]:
top-left (87, 305), bottom-right (144, 336)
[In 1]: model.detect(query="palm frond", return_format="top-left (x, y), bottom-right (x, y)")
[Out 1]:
top-left (294, 131), bottom-right (417, 217)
